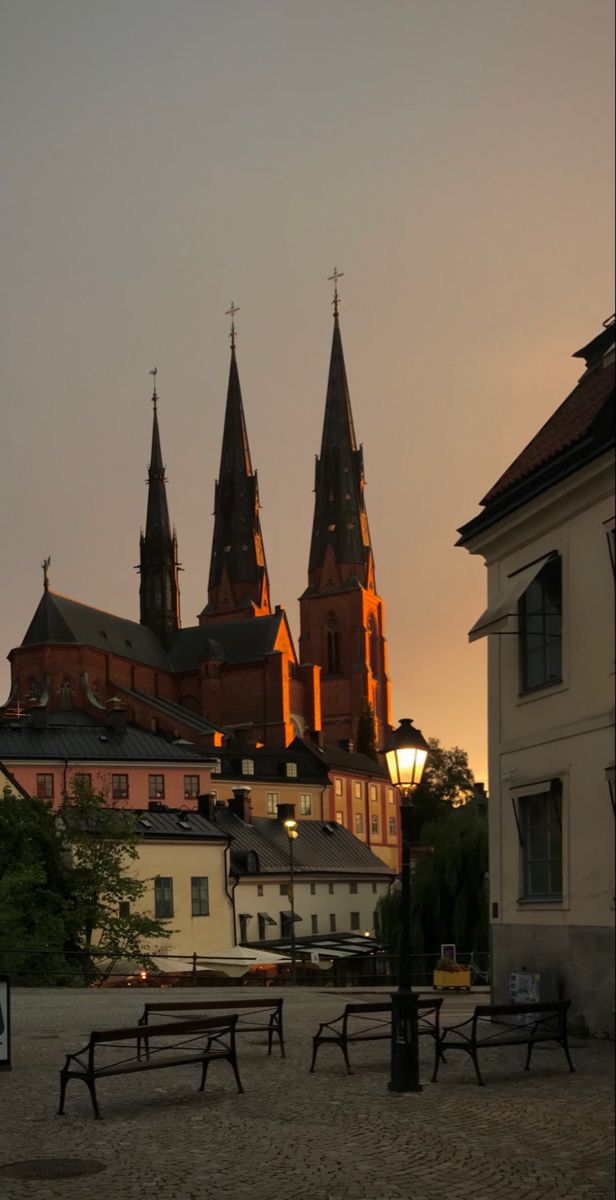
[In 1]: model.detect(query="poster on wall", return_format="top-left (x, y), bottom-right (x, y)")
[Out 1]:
top-left (440, 944), bottom-right (456, 962)
top-left (0, 976), bottom-right (10, 1070)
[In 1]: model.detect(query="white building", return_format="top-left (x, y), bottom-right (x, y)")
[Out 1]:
top-left (458, 316), bottom-right (615, 1034)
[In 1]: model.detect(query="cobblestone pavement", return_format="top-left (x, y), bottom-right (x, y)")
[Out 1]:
top-left (0, 987), bottom-right (613, 1200)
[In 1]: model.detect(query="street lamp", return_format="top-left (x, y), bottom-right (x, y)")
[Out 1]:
top-left (384, 717), bottom-right (430, 1093)
top-left (284, 818), bottom-right (299, 986)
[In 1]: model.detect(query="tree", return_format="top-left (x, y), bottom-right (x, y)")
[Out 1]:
top-left (0, 787), bottom-right (74, 984)
top-left (410, 738), bottom-right (476, 842)
top-left (59, 782), bottom-right (172, 984)
top-left (356, 699), bottom-right (378, 761)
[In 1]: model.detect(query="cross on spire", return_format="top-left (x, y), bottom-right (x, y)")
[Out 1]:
top-left (226, 302), bottom-right (240, 350)
top-left (328, 267), bottom-right (344, 317)
top-left (149, 367), bottom-right (158, 410)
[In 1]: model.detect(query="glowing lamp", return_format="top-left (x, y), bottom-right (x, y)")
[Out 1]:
top-left (385, 718), bottom-right (429, 794)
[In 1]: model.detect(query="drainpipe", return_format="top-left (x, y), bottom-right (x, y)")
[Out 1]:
top-left (223, 838), bottom-right (238, 945)
top-left (319, 783), bottom-right (328, 821)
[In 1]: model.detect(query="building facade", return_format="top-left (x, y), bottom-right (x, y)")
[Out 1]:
top-left (458, 316), bottom-right (615, 1033)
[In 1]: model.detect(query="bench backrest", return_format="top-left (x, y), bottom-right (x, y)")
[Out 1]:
top-left (92, 1015), bottom-right (238, 1043)
top-left (142, 998), bottom-right (282, 1018)
top-left (472, 1000), bottom-right (569, 1039)
top-left (341, 997), bottom-right (442, 1036)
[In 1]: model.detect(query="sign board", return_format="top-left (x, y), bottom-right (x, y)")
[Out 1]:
top-left (0, 976), bottom-right (10, 1070)
top-left (440, 944), bottom-right (456, 962)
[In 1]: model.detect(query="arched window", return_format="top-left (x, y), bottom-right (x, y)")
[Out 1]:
top-left (326, 616), bottom-right (340, 675)
top-left (59, 678), bottom-right (72, 709)
top-left (27, 678), bottom-right (40, 701)
top-left (369, 615), bottom-right (379, 676)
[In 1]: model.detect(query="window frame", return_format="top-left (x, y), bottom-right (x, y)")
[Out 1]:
top-left (350, 911), bottom-right (360, 931)
top-left (266, 791), bottom-right (279, 815)
top-left (111, 773), bottom-right (129, 800)
top-left (299, 793), bottom-right (312, 816)
top-left (148, 774), bottom-right (165, 800)
top-left (154, 876), bottom-right (174, 919)
top-left (518, 554), bottom-right (563, 694)
top-left (191, 876), bottom-right (210, 916)
top-left (184, 774), bottom-right (200, 799)
top-left (36, 773), bottom-right (54, 800)
top-left (514, 780), bottom-right (565, 904)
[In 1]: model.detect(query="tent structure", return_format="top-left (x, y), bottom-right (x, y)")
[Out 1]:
top-left (192, 946), bottom-right (292, 978)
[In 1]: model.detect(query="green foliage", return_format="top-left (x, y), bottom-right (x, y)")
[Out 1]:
top-left (411, 738), bottom-right (476, 843)
top-left (59, 781), bottom-right (172, 983)
top-left (356, 699), bottom-right (378, 761)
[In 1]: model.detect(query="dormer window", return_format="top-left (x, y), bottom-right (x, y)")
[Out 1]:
top-left (210, 758), bottom-right (221, 775)
top-left (241, 758), bottom-right (255, 776)
top-left (286, 762), bottom-right (298, 778)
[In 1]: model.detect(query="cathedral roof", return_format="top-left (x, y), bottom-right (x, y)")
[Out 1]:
top-left (170, 611), bottom-right (284, 670)
top-left (20, 591), bottom-right (171, 670)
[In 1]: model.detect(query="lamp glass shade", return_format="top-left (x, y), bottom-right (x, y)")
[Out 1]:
top-left (385, 718), bottom-right (429, 789)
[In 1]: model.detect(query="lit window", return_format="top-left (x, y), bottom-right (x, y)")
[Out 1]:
top-left (387, 788), bottom-right (394, 804)
top-left (389, 817), bottom-right (396, 835)
top-left (336, 810), bottom-right (344, 826)
top-left (210, 759), bottom-right (221, 775)
top-left (155, 877), bottom-right (173, 918)
top-left (241, 759), bottom-right (255, 776)
top-left (149, 775), bottom-right (165, 800)
top-left (191, 876), bottom-right (209, 916)
top-left (371, 814), bottom-right (379, 835)
top-left (36, 774), bottom-right (54, 800)
top-left (356, 813), bottom-right (364, 834)
top-left (286, 762), bottom-right (298, 778)
top-left (184, 775), bottom-right (200, 798)
top-left (300, 793), bottom-right (312, 815)
top-left (267, 792), bottom-right (279, 815)
top-left (334, 778), bottom-right (343, 796)
top-left (369, 784), bottom-right (377, 802)
top-left (354, 782), bottom-right (362, 799)
top-left (112, 774), bottom-right (129, 800)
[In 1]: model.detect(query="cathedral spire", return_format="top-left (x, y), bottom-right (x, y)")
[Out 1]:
top-left (138, 372), bottom-right (181, 646)
top-left (200, 320), bottom-right (271, 623)
top-left (307, 287), bottom-right (374, 590)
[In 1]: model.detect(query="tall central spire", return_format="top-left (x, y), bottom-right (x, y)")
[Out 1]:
top-left (307, 296), bottom-right (374, 590)
top-left (200, 316), bottom-right (271, 623)
top-left (138, 372), bottom-right (181, 646)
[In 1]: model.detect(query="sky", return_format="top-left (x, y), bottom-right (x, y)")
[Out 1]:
top-left (1, 0), bottom-right (613, 782)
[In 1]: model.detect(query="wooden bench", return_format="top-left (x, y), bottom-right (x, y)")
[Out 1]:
top-left (435, 1000), bottom-right (574, 1086)
top-left (58, 1016), bottom-right (243, 1119)
top-left (137, 997), bottom-right (285, 1057)
top-left (309, 997), bottom-right (443, 1076)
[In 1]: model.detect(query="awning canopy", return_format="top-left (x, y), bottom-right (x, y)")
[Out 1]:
top-left (262, 933), bottom-right (381, 960)
top-left (468, 552), bottom-right (554, 643)
top-left (258, 912), bottom-right (277, 926)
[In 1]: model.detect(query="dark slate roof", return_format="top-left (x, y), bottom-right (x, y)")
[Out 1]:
top-left (298, 737), bottom-right (389, 779)
top-left (0, 718), bottom-right (206, 762)
top-left (458, 321), bottom-right (615, 543)
top-left (21, 591), bottom-right (170, 670)
top-left (132, 809), bottom-right (226, 841)
top-left (169, 612), bottom-right (283, 670)
top-left (213, 809), bottom-right (394, 876)
top-left (216, 740), bottom-right (329, 785)
top-left (117, 686), bottom-right (223, 736)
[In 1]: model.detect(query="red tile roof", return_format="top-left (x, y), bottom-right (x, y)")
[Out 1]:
top-left (481, 360), bottom-right (615, 505)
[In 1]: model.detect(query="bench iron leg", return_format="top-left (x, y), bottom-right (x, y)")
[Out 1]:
top-left (340, 1040), bottom-right (353, 1075)
top-left (199, 1059), bottom-right (210, 1092)
top-left (524, 1040), bottom-right (534, 1071)
top-left (470, 1048), bottom-right (485, 1087)
top-left (87, 1078), bottom-right (102, 1119)
top-left (560, 1035), bottom-right (575, 1074)
top-left (229, 1054), bottom-right (244, 1094)
top-left (309, 1037), bottom-right (320, 1073)
top-left (58, 1071), bottom-right (69, 1116)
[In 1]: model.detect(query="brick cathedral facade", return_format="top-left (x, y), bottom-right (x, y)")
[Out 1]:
top-left (6, 305), bottom-right (392, 753)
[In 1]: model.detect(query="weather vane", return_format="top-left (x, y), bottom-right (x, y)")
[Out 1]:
top-left (226, 302), bottom-right (240, 350)
top-left (41, 556), bottom-right (51, 591)
top-left (328, 267), bottom-right (344, 317)
top-left (149, 367), bottom-right (158, 410)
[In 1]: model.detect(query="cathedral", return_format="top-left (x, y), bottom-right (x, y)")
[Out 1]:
top-left (6, 291), bottom-right (392, 754)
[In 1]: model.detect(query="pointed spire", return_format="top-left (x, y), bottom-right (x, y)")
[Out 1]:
top-left (200, 323), bottom-right (271, 623)
top-left (307, 284), bottom-right (373, 588)
top-left (138, 373), bottom-right (181, 647)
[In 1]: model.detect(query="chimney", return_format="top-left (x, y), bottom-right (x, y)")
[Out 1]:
top-left (148, 800), bottom-right (167, 813)
top-left (106, 704), bottom-right (128, 734)
top-left (228, 786), bottom-right (252, 823)
top-left (197, 793), bottom-right (217, 822)
top-left (309, 729), bottom-right (323, 750)
top-left (277, 802), bottom-right (296, 824)
top-left (338, 738), bottom-right (354, 753)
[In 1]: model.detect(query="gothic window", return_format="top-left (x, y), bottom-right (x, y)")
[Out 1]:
top-left (59, 678), bottom-right (72, 709)
top-left (27, 679), bottom-right (40, 701)
top-left (326, 616), bottom-right (340, 675)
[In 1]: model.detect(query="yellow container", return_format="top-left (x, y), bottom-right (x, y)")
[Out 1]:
top-left (433, 969), bottom-right (471, 990)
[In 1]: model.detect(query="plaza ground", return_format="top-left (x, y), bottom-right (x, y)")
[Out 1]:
top-left (0, 986), bottom-right (613, 1200)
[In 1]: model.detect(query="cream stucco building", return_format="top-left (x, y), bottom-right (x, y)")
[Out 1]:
top-left (458, 316), bottom-right (615, 1034)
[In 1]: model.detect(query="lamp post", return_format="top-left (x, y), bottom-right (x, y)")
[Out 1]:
top-left (284, 818), bottom-right (299, 986)
top-left (385, 717), bottom-right (430, 1093)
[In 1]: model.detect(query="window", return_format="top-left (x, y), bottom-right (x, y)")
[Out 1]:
top-left (354, 782), bottom-right (363, 799)
top-left (149, 774), bottom-right (165, 800)
top-left (258, 914), bottom-right (268, 940)
top-left (350, 912), bottom-right (360, 931)
top-left (336, 810), bottom-right (344, 826)
top-left (241, 759), bottom-right (255, 775)
top-left (310, 882), bottom-right (316, 895)
top-left (389, 817), bottom-right (397, 835)
top-left (519, 556), bottom-right (562, 692)
top-left (349, 881), bottom-right (358, 894)
top-left (372, 882), bottom-right (377, 894)
top-left (184, 775), bottom-right (200, 798)
top-left (118, 901), bottom-right (130, 918)
top-left (387, 788), bottom-right (394, 805)
top-left (279, 883), bottom-right (289, 896)
top-left (371, 814), bottom-right (379, 835)
top-left (300, 793), bottom-right (312, 815)
top-left (191, 876), bottom-right (209, 916)
top-left (59, 678), bottom-right (72, 709)
top-left (210, 758), bottom-right (221, 775)
top-left (266, 792), bottom-right (279, 815)
top-left (604, 516), bottom-right (615, 576)
top-left (112, 774), bottom-right (129, 800)
top-left (519, 785), bottom-right (563, 900)
top-left (280, 911), bottom-right (295, 937)
top-left (74, 772), bottom-right (92, 789)
top-left (311, 915), bottom-right (319, 934)
top-left (328, 882), bottom-right (335, 895)
top-left (257, 884), bottom-right (264, 897)
top-left (36, 774), bottom-right (54, 800)
top-left (286, 762), bottom-right (298, 778)
top-left (326, 616), bottom-right (340, 674)
top-left (369, 784), bottom-right (377, 802)
top-left (329, 913), bottom-right (337, 932)
top-left (239, 914), bottom-right (250, 942)
top-left (155, 877), bottom-right (173, 918)
top-left (356, 813), bottom-right (364, 834)
top-left (334, 778), bottom-right (343, 797)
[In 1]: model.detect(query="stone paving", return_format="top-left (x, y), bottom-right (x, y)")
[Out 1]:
top-left (0, 986), bottom-right (613, 1200)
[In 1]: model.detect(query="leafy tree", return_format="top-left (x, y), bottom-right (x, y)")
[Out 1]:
top-left (411, 738), bottom-right (476, 842)
top-left (59, 782), bottom-right (172, 984)
top-left (356, 699), bottom-right (378, 761)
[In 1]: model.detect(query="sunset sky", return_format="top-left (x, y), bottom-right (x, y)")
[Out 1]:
top-left (1, 0), bottom-right (613, 782)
